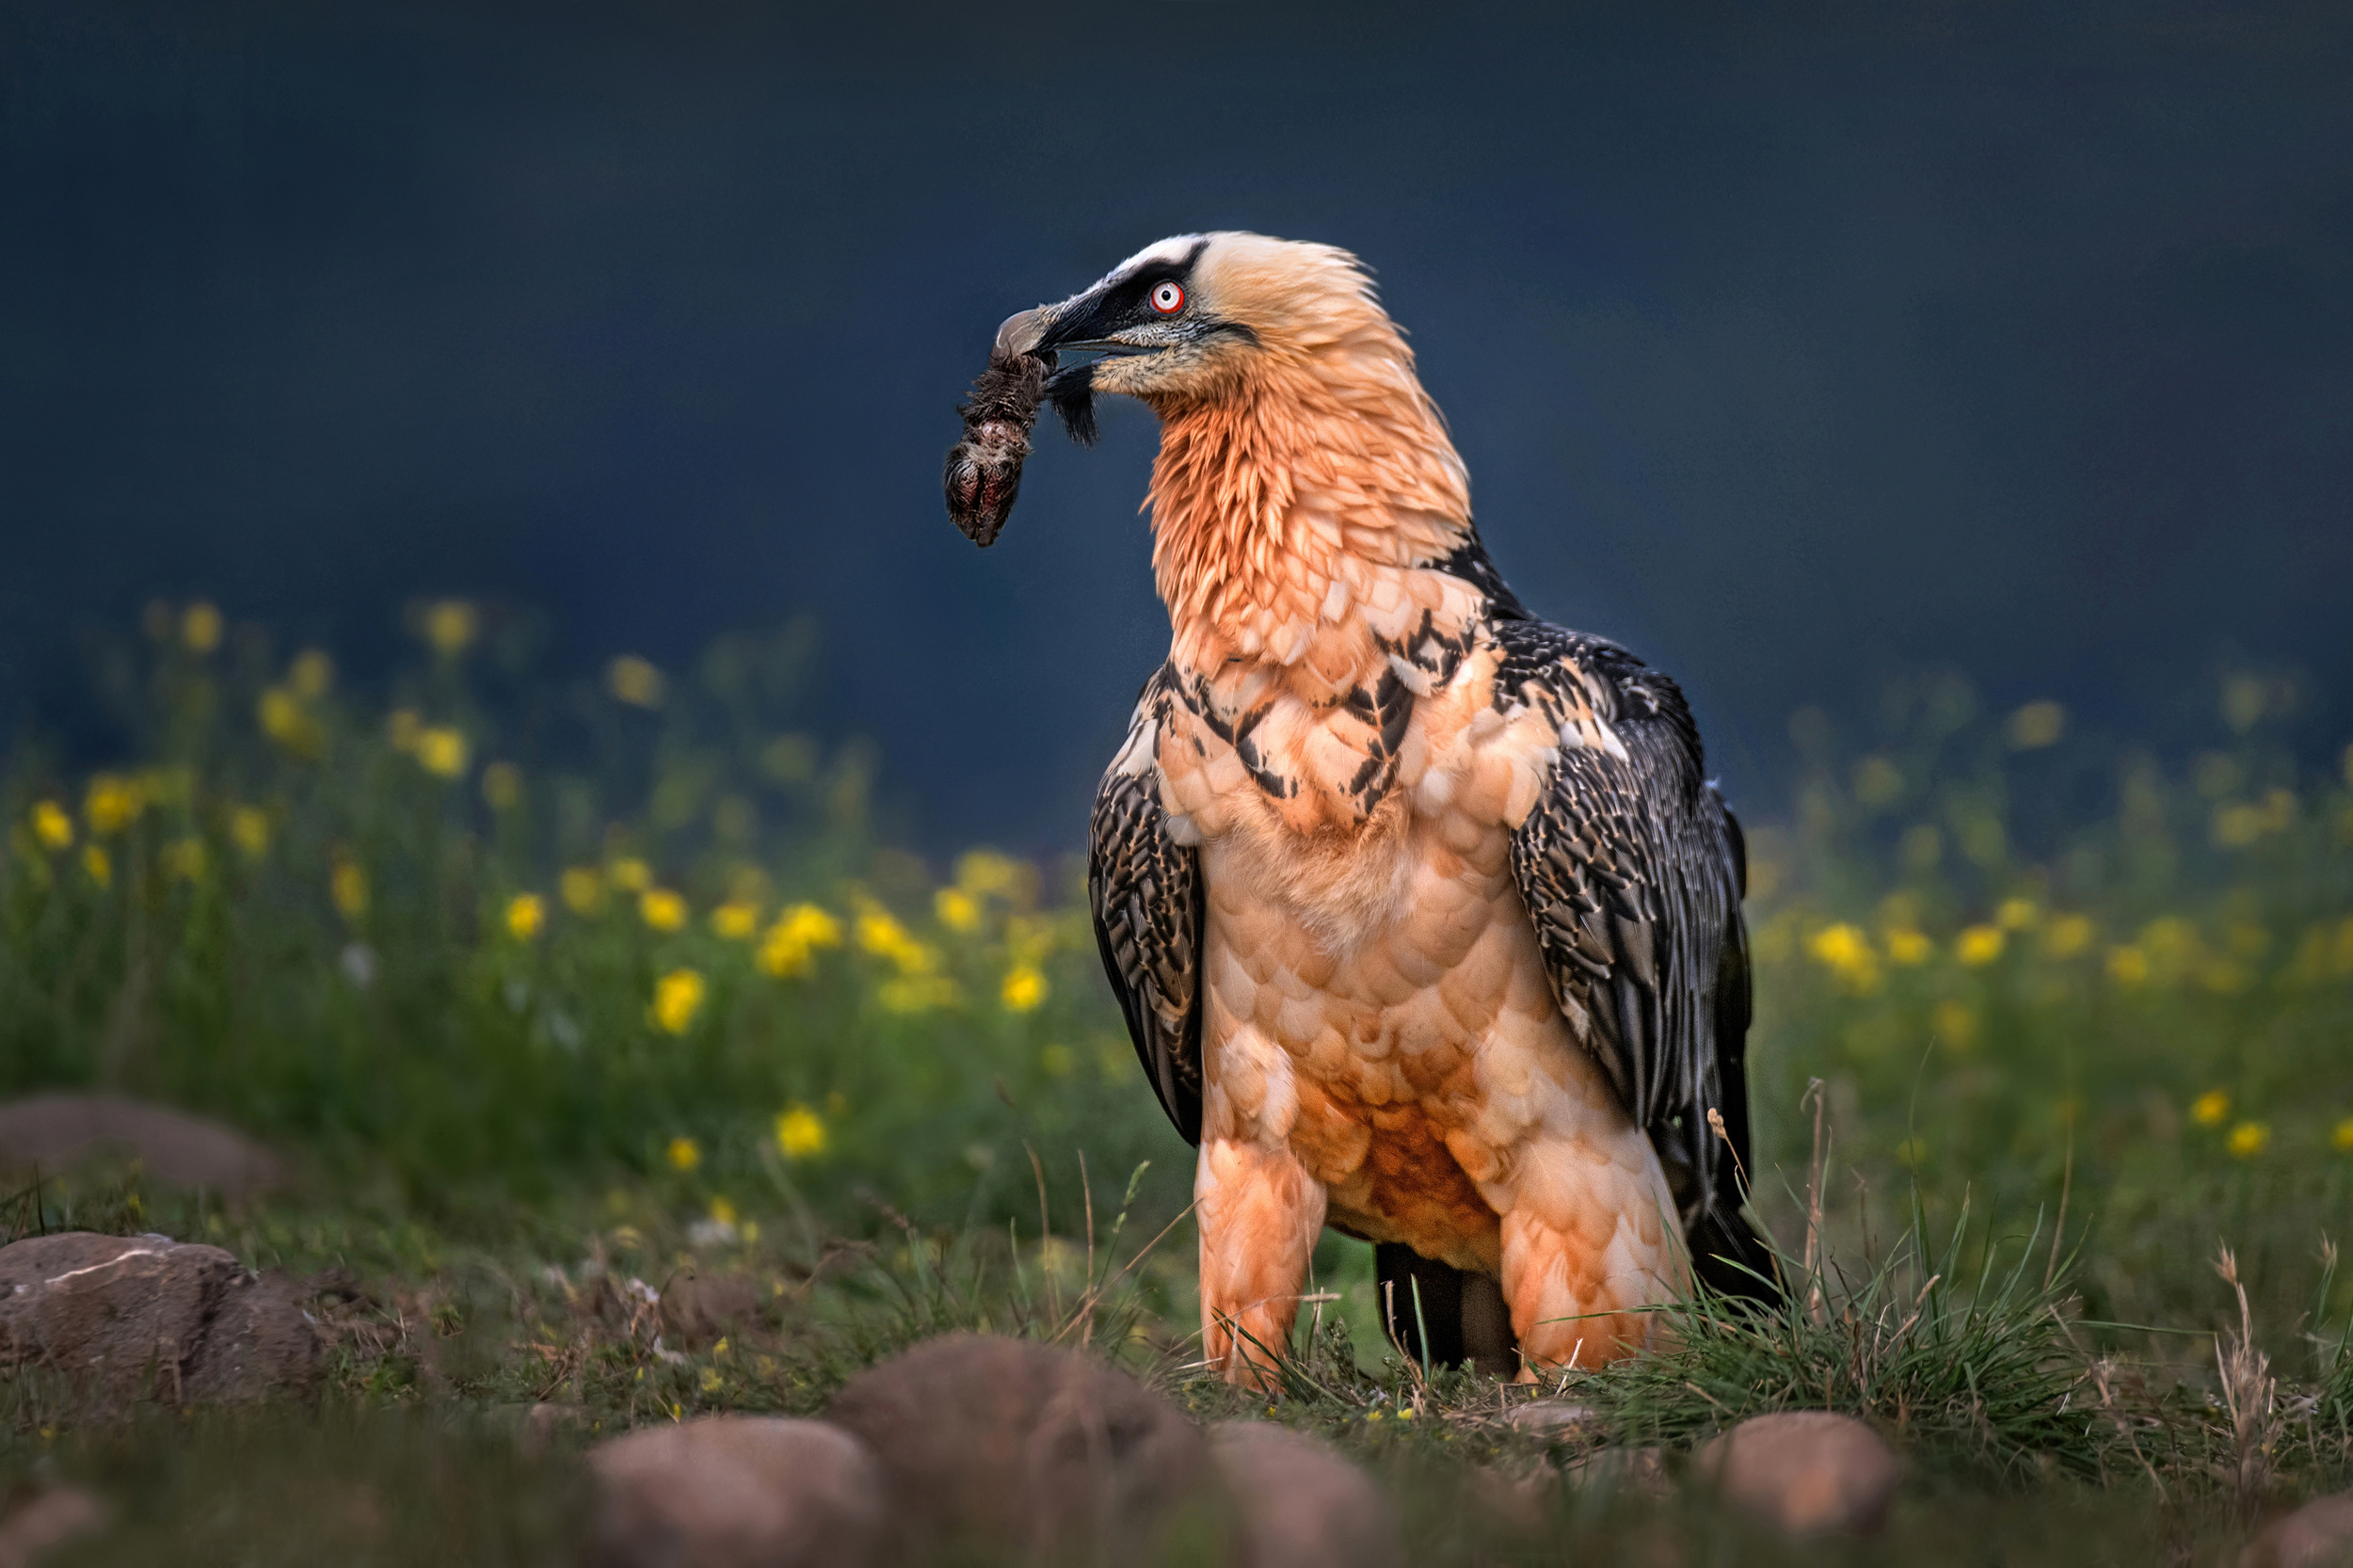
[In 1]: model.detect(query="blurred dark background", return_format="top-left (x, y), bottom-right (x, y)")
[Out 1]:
top-left (5, 3), bottom-right (2349, 852)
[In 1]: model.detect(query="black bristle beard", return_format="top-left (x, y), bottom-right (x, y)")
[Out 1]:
top-left (1045, 361), bottom-right (1098, 447)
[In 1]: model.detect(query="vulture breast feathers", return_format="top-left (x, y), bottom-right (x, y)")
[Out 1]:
top-left (1086, 565), bottom-right (1769, 1299)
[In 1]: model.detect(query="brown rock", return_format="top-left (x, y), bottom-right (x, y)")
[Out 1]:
top-left (0, 1095), bottom-right (281, 1198)
top-left (1210, 1421), bottom-right (1400, 1568)
top-left (1695, 1411), bottom-right (1901, 1536)
top-left (2243, 1494), bottom-right (2353, 1568)
top-left (587, 1416), bottom-right (887, 1568)
top-left (658, 1272), bottom-right (762, 1350)
top-left (825, 1333), bottom-right (1219, 1560)
top-left (0, 1232), bottom-right (319, 1412)
top-left (0, 1486), bottom-right (107, 1568)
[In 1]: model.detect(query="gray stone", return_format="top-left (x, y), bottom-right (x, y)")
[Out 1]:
top-left (0, 1485), bottom-right (107, 1568)
top-left (586, 1416), bottom-right (887, 1568)
top-left (0, 1095), bottom-right (281, 1198)
top-left (825, 1333), bottom-right (1219, 1560)
top-left (0, 1232), bottom-right (319, 1412)
top-left (1505, 1399), bottom-right (1601, 1434)
top-left (1695, 1410), bottom-right (1902, 1536)
top-left (1210, 1421), bottom-right (1401, 1568)
top-left (658, 1272), bottom-right (761, 1350)
top-left (2243, 1494), bottom-right (2353, 1568)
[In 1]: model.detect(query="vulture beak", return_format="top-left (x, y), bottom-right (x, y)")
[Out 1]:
top-left (993, 307), bottom-right (1052, 362)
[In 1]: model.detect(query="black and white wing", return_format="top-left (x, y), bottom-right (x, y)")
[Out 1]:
top-left (1089, 665), bottom-right (1205, 1145)
top-left (1493, 618), bottom-right (1772, 1297)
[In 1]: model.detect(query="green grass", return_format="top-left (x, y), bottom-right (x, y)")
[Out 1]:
top-left (3, 602), bottom-right (2352, 1561)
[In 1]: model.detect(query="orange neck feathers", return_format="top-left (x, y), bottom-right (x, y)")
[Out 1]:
top-left (1143, 316), bottom-right (1474, 691)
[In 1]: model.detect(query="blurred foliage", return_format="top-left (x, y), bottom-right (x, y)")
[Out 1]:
top-left (0, 599), bottom-right (1177, 1231)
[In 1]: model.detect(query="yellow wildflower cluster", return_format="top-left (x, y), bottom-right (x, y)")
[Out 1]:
top-left (639, 888), bottom-right (688, 933)
top-left (1807, 923), bottom-right (1880, 993)
top-left (710, 901), bottom-right (760, 941)
top-left (2226, 1122), bottom-right (2270, 1160)
top-left (180, 601), bottom-right (222, 655)
top-left (421, 600), bottom-right (478, 657)
top-left (231, 807), bottom-right (271, 860)
top-left (505, 894), bottom-right (546, 941)
top-left (85, 775), bottom-right (146, 835)
top-left (384, 709), bottom-right (468, 778)
top-left (330, 860), bottom-right (369, 920)
top-left (856, 903), bottom-right (956, 1012)
top-left (1955, 925), bottom-right (2006, 967)
top-left (2190, 1090), bottom-right (2231, 1127)
top-left (481, 761), bottom-right (524, 810)
top-left (665, 1136), bottom-right (701, 1172)
top-left (609, 857), bottom-right (651, 892)
top-left (758, 904), bottom-right (842, 978)
top-left (561, 868), bottom-right (604, 915)
top-left (28, 801), bottom-right (73, 852)
top-left (775, 1104), bottom-right (827, 1160)
top-left (607, 656), bottom-right (665, 709)
top-left (649, 968), bottom-right (707, 1034)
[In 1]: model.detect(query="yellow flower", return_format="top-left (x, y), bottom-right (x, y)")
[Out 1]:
top-left (758, 904), bottom-right (841, 978)
top-left (877, 975), bottom-right (959, 1014)
top-left (640, 888), bottom-right (688, 933)
top-left (650, 968), bottom-right (706, 1033)
top-left (561, 867), bottom-right (604, 914)
top-left (955, 849), bottom-right (1027, 898)
top-left (2005, 701), bottom-right (2065, 750)
top-left (2332, 1117), bottom-right (2353, 1154)
top-left (936, 887), bottom-right (982, 934)
top-left (82, 844), bottom-right (112, 888)
top-left (2226, 1122), bottom-right (2269, 1160)
top-left (481, 761), bottom-right (523, 810)
top-left (1995, 898), bottom-right (2038, 932)
top-left (1001, 965), bottom-right (1048, 1013)
top-left (289, 648), bottom-right (334, 698)
top-left (711, 901), bottom-right (760, 941)
top-left (181, 600), bottom-right (222, 655)
top-left (708, 1195), bottom-right (738, 1228)
top-left (856, 905), bottom-right (938, 974)
top-left (230, 807), bottom-right (271, 860)
top-left (160, 839), bottom-right (206, 882)
top-left (607, 655), bottom-right (666, 709)
top-left (775, 1105), bottom-right (827, 1160)
top-left (1806, 923), bottom-right (1880, 992)
top-left (2106, 945), bottom-right (2151, 986)
top-left (257, 687), bottom-right (325, 760)
top-left (1884, 929), bottom-right (1932, 966)
top-left (423, 599), bottom-right (478, 656)
top-left (2041, 914), bottom-right (2094, 959)
top-left (2190, 1089), bottom-right (2231, 1127)
top-left (29, 800), bottom-right (73, 852)
top-left (85, 775), bottom-right (144, 835)
top-left (665, 1136), bottom-right (701, 1172)
top-left (505, 893), bottom-right (546, 941)
top-left (415, 727), bottom-right (469, 779)
top-left (1931, 998), bottom-right (1977, 1051)
top-left (609, 857), bottom-right (651, 892)
top-left (1955, 925), bottom-right (2006, 967)
top-left (330, 861), bottom-right (369, 920)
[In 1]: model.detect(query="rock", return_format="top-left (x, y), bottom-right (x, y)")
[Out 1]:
top-left (586, 1416), bottom-right (887, 1568)
top-left (0, 1232), bottom-right (319, 1412)
top-left (658, 1272), bottom-right (762, 1350)
top-left (1505, 1399), bottom-right (1601, 1435)
top-left (1210, 1421), bottom-right (1401, 1568)
top-left (0, 1094), bottom-right (281, 1198)
top-left (0, 1485), bottom-right (108, 1568)
top-left (1695, 1411), bottom-right (1901, 1536)
top-left (825, 1333), bottom-right (1219, 1560)
top-left (2243, 1494), bottom-right (2353, 1568)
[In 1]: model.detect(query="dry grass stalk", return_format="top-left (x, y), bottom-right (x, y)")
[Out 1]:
top-left (2213, 1244), bottom-right (2280, 1519)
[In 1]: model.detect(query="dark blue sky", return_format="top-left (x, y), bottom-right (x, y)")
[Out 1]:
top-left (5, 4), bottom-right (2349, 850)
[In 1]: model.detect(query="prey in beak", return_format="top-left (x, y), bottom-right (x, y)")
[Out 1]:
top-left (941, 234), bottom-right (1253, 547)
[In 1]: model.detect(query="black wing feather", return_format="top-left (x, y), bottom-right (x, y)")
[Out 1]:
top-left (1495, 620), bottom-right (1773, 1300)
top-left (1088, 666), bottom-right (1204, 1145)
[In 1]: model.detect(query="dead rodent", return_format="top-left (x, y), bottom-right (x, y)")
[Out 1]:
top-left (943, 348), bottom-right (1048, 548)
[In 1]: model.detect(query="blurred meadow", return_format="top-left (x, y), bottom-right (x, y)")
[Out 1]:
top-left (3, 597), bottom-right (2350, 1563)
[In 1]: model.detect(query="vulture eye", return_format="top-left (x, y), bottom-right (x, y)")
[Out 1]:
top-left (1149, 280), bottom-right (1185, 314)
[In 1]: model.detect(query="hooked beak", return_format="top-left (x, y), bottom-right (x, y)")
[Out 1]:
top-left (993, 307), bottom-right (1051, 362)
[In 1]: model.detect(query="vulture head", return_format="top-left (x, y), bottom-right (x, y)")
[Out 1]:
top-left (946, 231), bottom-right (1410, 546)
top-left (1000, 231), bottom-right (1382, 441)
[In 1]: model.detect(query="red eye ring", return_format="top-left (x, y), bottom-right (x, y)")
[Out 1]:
top-left (1149, 280), bottom-right (1185, 314)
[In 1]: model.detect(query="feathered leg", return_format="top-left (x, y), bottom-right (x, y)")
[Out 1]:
top-left (1196, 1137), bottom-right (1325, 1388)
